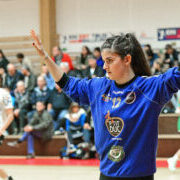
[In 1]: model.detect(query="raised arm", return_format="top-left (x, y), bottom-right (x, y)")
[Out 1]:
top-left (30, 30), bottom-right (63, 82)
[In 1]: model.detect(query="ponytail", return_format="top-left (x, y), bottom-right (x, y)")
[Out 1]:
top-left (101, 33), bottom-right (151, 76)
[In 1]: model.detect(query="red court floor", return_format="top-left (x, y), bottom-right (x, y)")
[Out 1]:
top-left (0, 157), bottom-right (180, 167)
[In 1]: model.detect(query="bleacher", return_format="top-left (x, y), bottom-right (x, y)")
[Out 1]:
top-left (0, 114), bottom-right (178, 157)
top-left (0, 36), bottom-right (41, 74)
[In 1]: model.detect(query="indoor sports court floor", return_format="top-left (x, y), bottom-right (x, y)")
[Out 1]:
top-left (0, 157), bottom-right (180, 180)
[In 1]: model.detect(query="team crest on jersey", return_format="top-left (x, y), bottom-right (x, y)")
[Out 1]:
top-left (102, 94), bottom-right (111, 102)
top-left (125, 91), bottom-right (136, 104)
top-left (108, 145), bottom-right (125, 162)
top-left (105, 111), bottom-right (124, 137)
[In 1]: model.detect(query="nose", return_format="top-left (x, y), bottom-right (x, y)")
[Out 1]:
top-left (103, 62), bottom-right (108, 70)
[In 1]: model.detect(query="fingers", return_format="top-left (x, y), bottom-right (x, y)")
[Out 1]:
top-left (30, 29), bottom-right (41, 46)
top-left (32, 42), bottom-right (44, 57)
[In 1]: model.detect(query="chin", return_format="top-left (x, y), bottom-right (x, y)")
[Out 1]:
top-left (108, 74), bottom-right (115, 80)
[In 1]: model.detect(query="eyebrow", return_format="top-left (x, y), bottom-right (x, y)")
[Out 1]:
top-left (103, 57), bottom-right (114, 61)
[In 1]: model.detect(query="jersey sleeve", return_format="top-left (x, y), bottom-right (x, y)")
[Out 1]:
top-left (56, 73), bottom-right (109, 106)
top-left (156, 67), bottom-right (180, 104)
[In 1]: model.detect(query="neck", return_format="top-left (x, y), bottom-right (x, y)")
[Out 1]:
top-left (115, 69), bottom-right (135, 85)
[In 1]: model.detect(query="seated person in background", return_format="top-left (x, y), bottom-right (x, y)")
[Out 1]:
top-left (30, 75), bottom-right (50, 109)
top-left (28, 76), bottom-right (51, 121)
top-left (8, 101), bottom-right (54, 159)
top-left (5, 64), bottom-right (24, 94)
top-left (65, 102), bottom-right (91, 152)
top-left (13, 81), bottom-right (31, 134)
top-left (151, 59), bottom-right (162, 75)
top-left (82, 55), bottom-right (105, 78)
top-left (0, 68), bottom-right (6, 87)
top-left (0, 49), bottom-right (9, 72)
top-left (80, 46), bottom-right (92, 69)
top-left (52, 46), bottom-right (74, 70)
top-left (60, 62), bottom-right (83, 78)
top-left (164, 44), bottom-right (179, 68)
top-left (41, 65), bottom-right (55, 90)
top-left (16, 53), bottom-right (33, 73)
top-left (93, 47), bottom-right (104, 69)
top-left (48, 84), bottom-right (72, 134)
top-left (21, 66), bottom-right (36, 93)
top-left (144, 44), bottom-right (159, 68)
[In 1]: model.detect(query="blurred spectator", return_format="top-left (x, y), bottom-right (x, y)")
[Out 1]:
top-left (21, 66), bottom-right (36, 92)
top-left (52, 46), bottom-right (74, 70)
top-left (60, 62), bottom-right (83, 78)
top-left (41, 65), bottom-right (55, 90)
top-left (0, 68), bottom-right (6, 87)
top-left (27, 75), bottom-right (51, 124)
top-left (144, 44), bottom-right (159, 67)
top-left (0, 49), bottom-right (9, 72)
top-left (93, 47), bottom-right (104, 69)
top-left (48, 84), bottom-right (72, 133)
top-left (151, 59), bottom-right (162, 75)
top-left (5, 64), bottom-right (24, 93)
top-left (80, 46), bottom-right (92, 69)
top-left (16, 53), bottom-right (33, 73)
top-left (8, 101), bottom-right (54, 159)
top-left (13, 81), bottom-right (31, 134)
top-left (164, 44), bottom-right (179, 68)
top-left (65, 102), bottom-right (91, 152)
top-left (82, 55), bottom-right (105, 78)
top-left (30, 76), bottom-right (51, 110)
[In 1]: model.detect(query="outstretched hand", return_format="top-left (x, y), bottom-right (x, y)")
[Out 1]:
top-left (30, 29), bottom-right (47, 58)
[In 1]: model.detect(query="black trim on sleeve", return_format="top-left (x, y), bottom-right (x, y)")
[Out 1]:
top-left (56, 73), bottom-right (69, 88)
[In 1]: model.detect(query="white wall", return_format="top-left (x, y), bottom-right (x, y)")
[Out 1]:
top-left (56, 0), bottom-right (180, 51)
top-left (0, 0), bottom-right (39, 37)
top-left (1, 0), bottom-right (180, 51)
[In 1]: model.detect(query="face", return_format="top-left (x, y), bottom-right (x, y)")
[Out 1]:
top-left (8, 65), bottom-right (16, 76)
top-left (93, 50), bottom-right (100, 58)
top-left (72, 106), bottom-right (79, 113)
top-left (36, 102), bottom-right (45, 112)
top-left (82, 46), bottom-right (88, 55)
top-left (102, 49), bottom-right (130, 81)
top-left (52, 47), bottom-right (61, 57)
top-left (17, 83), bottom-right (25, 93)
top-left (42, 66), bottom-right (48, 74)
top-left (21, 68), bottom-right (27, 75)
top-left (88, 58), bottom-right (97, 68)
top-left (166, 48), bottom-right (173, 54)
top-left (17, 58), bottom-right (23, 63)
top-left (37, 77), bottom-right (46, 89)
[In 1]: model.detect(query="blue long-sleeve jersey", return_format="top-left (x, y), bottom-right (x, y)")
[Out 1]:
top-left (57, 67), bottom-right (180, 178)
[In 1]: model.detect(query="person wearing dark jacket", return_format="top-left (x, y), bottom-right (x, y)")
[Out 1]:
top-left (164, 44), bottom-right (179, 68)
top-left (8, 101), bottom-right (54, 159)
top-left (0, 49), bottom-right (9, 72)
top-left (5, 64), bottom-right (24, 94)
top-left (21, 66), bottom-right (36, 93)
top-left (48, 84), bottom-right (72, 131)
top-left (13, 81), bottom-right (31, 134)
top-left (82, 55), bottom-right (105, 78)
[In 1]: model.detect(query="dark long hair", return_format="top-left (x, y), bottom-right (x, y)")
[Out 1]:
top-left (101, 33), bottom-right (151, 76)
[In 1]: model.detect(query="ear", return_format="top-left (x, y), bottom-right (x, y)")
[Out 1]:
top-left (124, 54), bottom-right (131, 65)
